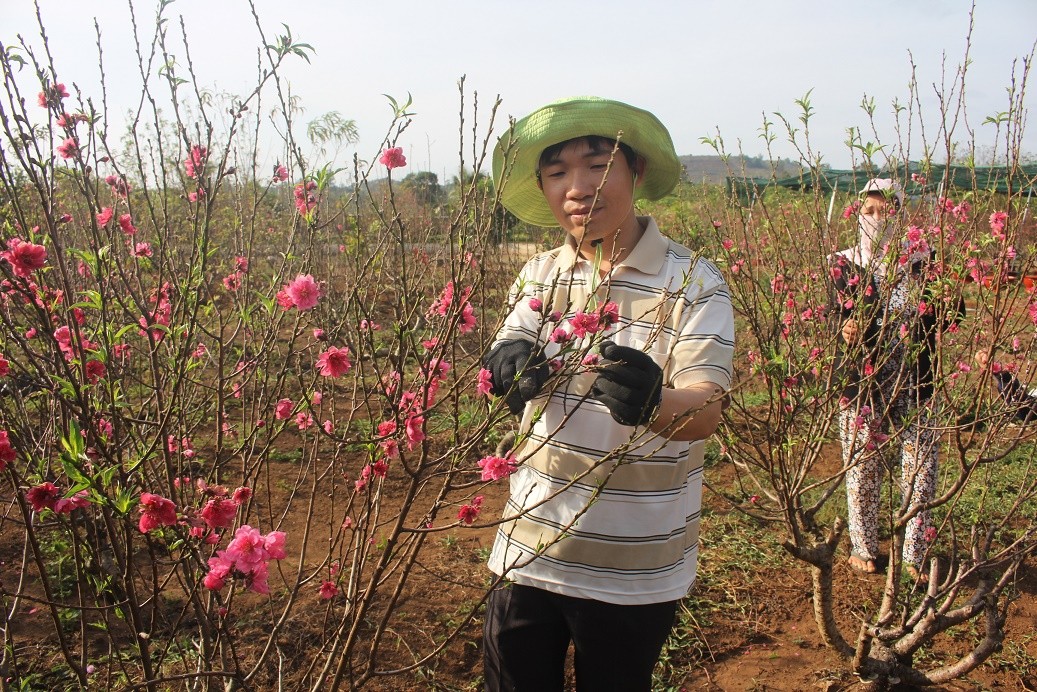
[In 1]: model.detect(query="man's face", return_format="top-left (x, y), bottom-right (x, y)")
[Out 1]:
top-left (537, 138), bottom-right (643, 246)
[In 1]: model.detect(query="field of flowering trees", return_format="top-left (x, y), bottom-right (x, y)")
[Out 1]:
top-left (1, 3), bottom-right (1036, 691)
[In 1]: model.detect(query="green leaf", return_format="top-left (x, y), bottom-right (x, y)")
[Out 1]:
top-left (113, 489), bottom-right (135, 515)
top-left (61, 419), bottom-right (85, 457)
top-left (61, 455), bottom-right (91, 488)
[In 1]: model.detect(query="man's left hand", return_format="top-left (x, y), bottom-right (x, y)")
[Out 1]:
top-left (590, 341), bottom-right (663, 426)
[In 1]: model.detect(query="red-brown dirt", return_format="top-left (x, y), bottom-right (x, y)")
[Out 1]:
top-left (3, 446), bottom-right (1035, 691)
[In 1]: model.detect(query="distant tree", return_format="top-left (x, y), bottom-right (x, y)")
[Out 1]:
top-left (451, 168), bottom-right (518, 241)
top-left (401, 171), bottom-right (444, 207)
top-left (307, 111), bottom-right (359, 161)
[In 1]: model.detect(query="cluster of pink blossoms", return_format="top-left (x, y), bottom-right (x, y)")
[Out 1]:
top-left (272, 395), bottom-right (330, 433)
top-left (138, 482), bottom-right (252, 538)
top-left (167, 435), bottom-right (196, 458)
top-left (204, 525), bottom-right (287, 595)
top-left (138, 492), bottom-right (178, 532)
top-left (547, 300), bottom-right (619, 344)
top-left (938, 197), bottom-right (970, 223)
top-left (989, 211), bottom-right (1009, 241)
top-left (427, 281), bottom-right (476, 333)
top-left (184, 145), bottom-right (208, 179)
top-left (138, 282), bottom-right (172, 341)
top-left (222, 255), bottom-right (250, 292)
top-left (899, 226), bottom-right (932, 266)
top-left (477, 454), bottom-right (517, 482)
top-left (37, 82), bottom-right (69, 109)
top-left (96, 209), bottom-right (125, 233)
top-left (55, 111), bottom-right (88, 129)
top-left (28, 482), bottom-right (91, 514)
top-left (276, 274), bottom-right (321, 311)
top-left (356, 350), bottom-right (454, 492)
top-left (475, 367), bottom-right (493, 397)
top-left (272, 163), bottom-right (289, 183)
top-left (294, 181), bottom-right (318, 216)
top-left (104, 174), bottom-right (131, 197)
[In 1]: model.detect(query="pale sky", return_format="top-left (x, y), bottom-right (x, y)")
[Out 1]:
top-left (3, 1), bottom-right (1036, 180)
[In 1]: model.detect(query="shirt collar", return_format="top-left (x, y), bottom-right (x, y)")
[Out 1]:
top-left (553, 216), bottom-right (667, 275)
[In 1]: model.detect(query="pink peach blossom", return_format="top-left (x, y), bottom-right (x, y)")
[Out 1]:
top-left (570, 310), bottom-right (600, 338)
top-left (275, 398), bottom-right (294, 420)
top-left (56, 136), bottom-right (79, 159)
top-left (284, 274), bottom-right (321, 311)
top-left (27, 482), bottom-right (61, 512)
top-left (319, 580), bottom-right (338, 600)
top-left (0, 430), bottom-right (15, 470)
top-left (295, 411), bottom-right (314, 430)
top-left (316, 346), bottom-right (352, 377)
top-left (138, 492), bottom-right (178, 533)
top-left (118, 214), bottom-right (137, 235)
top-left (476, 368), bottom-right (493, 396)
top-left (84, 359), bottom-right (106, 383)
top-left (294, 181), bottom-right (318, 215)
top-left (201, 497), bottom-right (238, 529)
top-left (37, 83), bottom-right (69, 108)
top-left (222, 272), bottom-right (242, 291)
top-left (53, 490), bottom-right (91, 514)
top-left (379, 147), bottom-right (407, 169)
top-left (405, 414), bottom-right (425, 450)
top-left (458, 495), bottom-right (484, 525)
top-left (2, 238), bottom-right (47, 277)
top-left (377, 420), bottom-right (399, 458)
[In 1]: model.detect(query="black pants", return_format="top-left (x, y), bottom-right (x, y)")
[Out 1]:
top-left (483, 583), bottom-right (678, 692)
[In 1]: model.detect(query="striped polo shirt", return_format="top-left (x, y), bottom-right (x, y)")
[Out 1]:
top-left (487, 217), bottom-right (735, 605)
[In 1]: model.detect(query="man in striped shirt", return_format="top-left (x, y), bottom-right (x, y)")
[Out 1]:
top-left (482, 97), bottom-right (735, 691)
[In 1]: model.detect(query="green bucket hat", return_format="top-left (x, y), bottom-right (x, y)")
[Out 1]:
top-left (492, 96), bottom-right (681, 227)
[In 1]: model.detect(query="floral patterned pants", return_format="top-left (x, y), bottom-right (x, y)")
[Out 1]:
top-left (838, 393), bottom-right (939, 568)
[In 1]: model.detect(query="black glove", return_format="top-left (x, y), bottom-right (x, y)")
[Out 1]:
top-left (590, 341), bottom-right (663, 426)
top-left (483, 339), bottom-right (549, 414)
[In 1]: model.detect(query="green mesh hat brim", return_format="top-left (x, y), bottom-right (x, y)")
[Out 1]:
top-left (492, 97), bottom-right (681, 228)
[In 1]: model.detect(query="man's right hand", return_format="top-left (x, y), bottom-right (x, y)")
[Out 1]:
top-left (482, 339), bottom-right (549, 414)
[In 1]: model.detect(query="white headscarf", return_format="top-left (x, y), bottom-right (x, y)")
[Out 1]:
top-left (831, 213), bottom-right (896, 277)
top-left (830, 179), bottom-right (907, 278)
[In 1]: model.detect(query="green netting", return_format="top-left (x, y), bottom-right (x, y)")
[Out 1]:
top-left (725, 164), bottom-right (1037, 205)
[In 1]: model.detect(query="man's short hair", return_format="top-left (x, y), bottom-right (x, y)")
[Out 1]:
top-left (536, 136), bottom-right (639, 180)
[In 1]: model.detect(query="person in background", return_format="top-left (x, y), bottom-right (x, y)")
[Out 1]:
top-left (831, 178), bottom-right (961, 582)
top-left (974, 348), bottom-right (1037, 422)
top-left (481, 96), bottom-right (734, 691)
